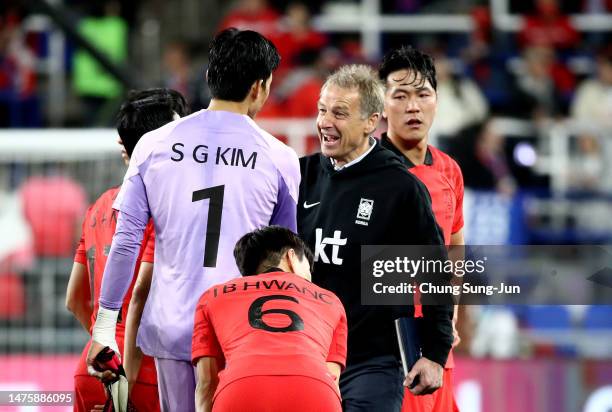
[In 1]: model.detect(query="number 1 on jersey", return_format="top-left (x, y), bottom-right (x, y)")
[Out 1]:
top-left (192, 185), bottom-right (225, 267)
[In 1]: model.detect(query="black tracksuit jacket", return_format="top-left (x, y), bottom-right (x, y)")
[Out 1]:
top-left (297, 141), bottom-right (454, 367)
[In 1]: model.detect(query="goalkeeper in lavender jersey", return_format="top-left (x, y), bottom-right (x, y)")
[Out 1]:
top-left (87, 28), bottom-right (299, 412)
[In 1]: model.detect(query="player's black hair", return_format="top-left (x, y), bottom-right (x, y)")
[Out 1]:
top-left (234, 226), bottom-right (314, 277)
top-left (116, 88), bottom-right (189, 158)
top-left (207, 28), bottom-right (280, 102)
top-left (378, 45), bottom-right (437, 91)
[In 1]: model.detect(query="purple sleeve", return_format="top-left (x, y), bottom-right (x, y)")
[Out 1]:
top-left (99, 174), bottom-right (150, 310)
top-left (269, 172), bottom-right (297, 232)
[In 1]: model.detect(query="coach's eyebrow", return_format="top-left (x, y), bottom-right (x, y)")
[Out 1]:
top-left (332, 102), bottom-right (351, 110)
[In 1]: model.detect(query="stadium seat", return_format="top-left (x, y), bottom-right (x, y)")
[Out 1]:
top-left (583, 306), bottom-right (612, 329)
top-left (525, 306), bottom-right (571, 329)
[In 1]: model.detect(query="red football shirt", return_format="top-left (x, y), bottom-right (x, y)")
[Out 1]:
top-left (407, 146), bottom-right (464, 246)
top-left (381, 135), bottom-right (464, 244)
top-left (73, 187), bottom-right (155, 337)
top-left (192, 271), bottom-right (347, 400)
top-left (73, 186), bottom-right (156, 383)
top-left (381, 135), bottom-right (464, 369)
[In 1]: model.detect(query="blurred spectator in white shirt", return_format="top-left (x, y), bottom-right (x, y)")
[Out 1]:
top-left (568, 46), bottom-right (612, 192)
top-left (571, 46), bottom-right (612, 128)
top-left (432, 54), bottom-right (489, 139)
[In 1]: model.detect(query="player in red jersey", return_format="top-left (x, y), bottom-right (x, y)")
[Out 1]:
top-left (379, 46), bottom-right (464, 412)
top-left (192, 226), bottom-right (347, 412)
top-left (66, 88), bottom-right (188, 412)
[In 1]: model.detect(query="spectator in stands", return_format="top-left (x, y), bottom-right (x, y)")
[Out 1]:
top-left (431, 52), bottom-right (489, 140)
top-left (0, 189), bottom-right (33, 320)
top-left (72, 0), bottom-right (127, 126)
top-left (0, 7), bottom-right (39, 127)
top-left (506, 45), bottom-right (574, 121)
top-left (162, 40), bottom-right (210, 111)
top-left (259, 47), bottom-right (332, 118)
top-left (467, 5), bottom-right (492, 57)
top-left (462, 5), bottom-right (493, 74)
top-left (452, 119), bottom-right (516, 195)
top-left (274, 2), bottom-right (327, 79)
top-left (470, 306), bottom-right (520, 359)
top-left (565, 46), bottom-right (612, 192)
top-left (571, 46), bottom-right (612, 127)
top-left (518, 0), bottom-right (580, 52)
top-left (282, 49), bottom-right (330, 117)
top-left (218, 0), bottom-right (280, 39)
top-left (462, 6), bottom-right (514, 112)
top-left (163, 41), bottom-right (194, 103)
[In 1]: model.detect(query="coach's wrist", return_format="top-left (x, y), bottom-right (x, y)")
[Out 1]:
top-left (421, 340), bottom-right (452, 368)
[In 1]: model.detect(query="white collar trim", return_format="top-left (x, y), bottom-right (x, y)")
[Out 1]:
top-left (331, 137), bottom-right (377, 171)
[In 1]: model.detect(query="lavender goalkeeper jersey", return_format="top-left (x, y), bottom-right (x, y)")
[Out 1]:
top-left (99, 110), bottom-right (300, 360)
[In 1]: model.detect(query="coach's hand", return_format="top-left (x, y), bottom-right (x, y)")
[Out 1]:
top-left (404, 357), bottom-right (443, 395)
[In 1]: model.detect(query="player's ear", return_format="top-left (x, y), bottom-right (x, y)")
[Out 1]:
top-left (287, 249), bottom-right (311, 280)
top-left (286, 248), bottom-right (298, 272)
top-left (249, 80), bottom-right (261, 100)
top-left (287, 248), bottom-right (306, 276)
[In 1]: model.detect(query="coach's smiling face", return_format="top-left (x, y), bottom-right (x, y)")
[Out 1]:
top-left (317, 84), bottom-right (378, 168)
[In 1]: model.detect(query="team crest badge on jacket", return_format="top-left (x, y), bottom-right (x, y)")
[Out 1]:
top-left (356, 198), bottom-right (374, 226)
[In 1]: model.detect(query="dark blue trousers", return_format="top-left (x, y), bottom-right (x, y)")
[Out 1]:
top-left (340, 355), bottom-right (404, 412)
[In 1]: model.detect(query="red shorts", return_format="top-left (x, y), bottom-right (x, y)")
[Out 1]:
top-left (213, 376), bottom-right (341, 412)
top-left (74, 340), bottom-right (160, 412)
top-left (402, 368), bottom-right (459, 412)
top-left (74, 375), bottom-right (160, 412)
top-left (74, 374), bottom-right (105, 412)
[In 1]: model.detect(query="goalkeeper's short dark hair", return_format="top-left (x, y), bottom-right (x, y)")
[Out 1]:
top-left (207, 28), bottom-right (280, 102)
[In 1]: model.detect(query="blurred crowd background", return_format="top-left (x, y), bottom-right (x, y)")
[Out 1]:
top-left (0, 1), bottom-right (611, 411)
top-left (2, 0), bottom-right (612, 192)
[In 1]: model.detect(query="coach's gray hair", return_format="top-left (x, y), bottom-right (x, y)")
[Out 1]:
top-left (322, 64), bottom-right (384, 119)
